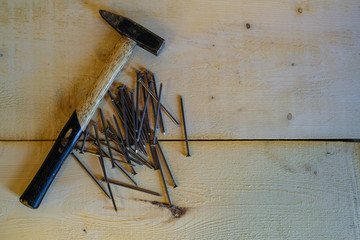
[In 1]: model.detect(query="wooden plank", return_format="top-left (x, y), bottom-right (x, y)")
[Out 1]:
top-left (0, 141), bottom-right (359, 239)
top-left (0, 0), bottom-right (359, 140)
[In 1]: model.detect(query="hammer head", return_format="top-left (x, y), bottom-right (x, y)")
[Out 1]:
top-left (100, 10), bottom-right (165, 56)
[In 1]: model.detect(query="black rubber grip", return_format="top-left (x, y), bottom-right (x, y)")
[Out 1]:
top-left (19, 110), bottom-right (83, 209)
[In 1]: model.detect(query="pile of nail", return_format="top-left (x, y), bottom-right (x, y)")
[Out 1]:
top-left (71, 70), bottom-right (190, 212)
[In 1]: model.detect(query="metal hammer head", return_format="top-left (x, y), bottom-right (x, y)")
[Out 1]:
top-left (100, 10), bottom-right (165, 56)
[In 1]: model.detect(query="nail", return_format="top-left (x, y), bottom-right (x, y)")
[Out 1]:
top-left (138, 79), bottom-right (180, 126)
top-left (130, 90), bottom-right (138, 152)
top-left (113, 114), bottom-right (136, 174)
top-left (180, 96), bottom-right (191, 157)
top-left (120, 88), bottom-right (130, 148)
top-left (106, 120), bottom-right (125, 151)
top-left (150, 144), bottom-right (160, 170)
top-left (109, 94), bottom-right (125, 125)
top-left (113, 161), bottom-right (138, 186)
top-left (104, 178), bottom-right (162, 197)
top-left (151, 73), bottom-right (166, 135)
top-left (75, 146), bottom-right (135, 166)
top-left (80, 123), bottom-right (91, 153)
top-left (156, 140), bottom-right (177, 188)
top-left (71, 151), bottom-right (110, 199)
top-left (137, 81), bottom-right (153, 142)
top-left (153, 83), bottom-right (163, 144)
top-left (86, 133), bottom-right (113, 159)
top-left (137, 135), bottom-right (148, 154)
top-left (146, 72), bottom-right (157, 131)
top-left (122, 89), bottom-right (136, 140)
top-left (126, 146), bottom-right (154, 169)
top-left (135, 80), bottom-right (140, 147)
top-left (99, 108), bottom-right (115, 168)
top-left (155, 146), bottom-right (172, 206)
top-left (142, 77), bottom-right (151, 138)
top-left (93, 123), bottom-right (117, 212)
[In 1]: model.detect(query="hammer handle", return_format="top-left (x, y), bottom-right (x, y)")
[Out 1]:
top-left (19, 37), bottom-right (135, 209)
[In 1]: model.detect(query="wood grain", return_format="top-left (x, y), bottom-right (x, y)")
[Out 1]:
top-left (0, 141), bottom-right (359, 239)
top-left (0, 0), bottom-right (359, 140)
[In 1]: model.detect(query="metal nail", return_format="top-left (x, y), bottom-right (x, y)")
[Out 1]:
top-left (135, 80), bottom-right (140, 146)
top-left (99, 108), bottom-right (115, 168)
top-left (126, 146), bottom-right (154, 169)
top-left (130, 90), bottom-right (138, 152)
top-left (113, 114), bottom-right (136, 175)
top-left (120, 88), bottom-right (130, 148)
top-left (113, 161), bottom-right (137, 186)
top-left (155, 146), bottom-right (172, 206)
top-left (80, 123), bottom-right (91, 153)
top-left (153, 83), bottom-right (163, 144)
top-left (75, 146), bottom-right (135, 166)
top-left (142, 76), bottom-right (151, 138)
top-left (150, 144), bottom-right (160, 170)
top-left (93, 123), bottom-right (117, 212)
top-left (156, 140), bottom-right (177, 188)
top-left (104, 178), bottom-right (161, 197)
top-left (180, 96), bottom-right (191, 157)
top-left (151, 73), bottom-right (166, 135)
top-left (137, 80), bottom-right (153, 142)
top-left (71, 151), bottom-right (110, 199)
top-left (138, 79), bottom-right (180, 126)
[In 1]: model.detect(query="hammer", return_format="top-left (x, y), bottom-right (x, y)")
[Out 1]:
top-left (19, 10), bottom-right (165, 209)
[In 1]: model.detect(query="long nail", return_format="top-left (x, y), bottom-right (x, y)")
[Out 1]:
top-left (113, 161), bottom-right (137, 186)
top-left (80, 123), bottom-right (90, 153)
top-left (113, 114), bottom-right (136, 174)
top-left (104, 178), bottom-right (162, 197)
top-left (180, 96), bottom-right (191, 157)
top-left (155, 146), bottom-right (172, 206)
top-left (138, 79), bottom-right (180, 126)
top-left (106, 120), bottom-right (125, 151)
top-left (128, 149), bottom-right (152, 169)
top-left (135, 80), bottom-right (140, 147)
top-left (126, 146), bottom-right (154, 169)
top-left (71, 151), bottom-right (110, 199)
top-left (75, 147), bottom-right (135, 166)
top-left (130, 90), bottom-right (138, 152)
top-left (93, 123), bottom-right (117, 212)
top-left (99, 108), bottom-right (115, 168)
top-left (119, 87), bottom-right (130, 148)
top-left (109, 96), bottom-right (125, 125)
top-left (153, 83), bottom-right (163, 144)
top-left (122, 89), bottom-right (136, 141)
top-left (142, 77), bottom-right (151, 138)
top-left (137, 81), bottom-right (153, 142)
top-left (150, 144), bottom-right (160, 170)
top-left (108, 120), bottom-right (144, 167)
top-left (156, 140), bottom-right (177, 188)
top-left (151, 73), bottom-right (166, 135)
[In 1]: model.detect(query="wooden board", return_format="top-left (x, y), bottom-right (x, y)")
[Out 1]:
top-left (0, 141), bottom-right (359, 239)
top-left (0, 0), bottom-right (359, 140)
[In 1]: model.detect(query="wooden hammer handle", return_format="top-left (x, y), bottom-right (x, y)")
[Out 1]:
top-left (76, 37), bottom-right (136, 129)
top-left (19, 37), bottom-right (135, 209)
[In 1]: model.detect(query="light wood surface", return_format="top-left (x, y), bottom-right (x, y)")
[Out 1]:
top-left (1, 1), bottom-right (359, 239)
top-left (1, 0), bottom-right (359, 140)
top-left (0, 141), bottom-right (359, 239)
